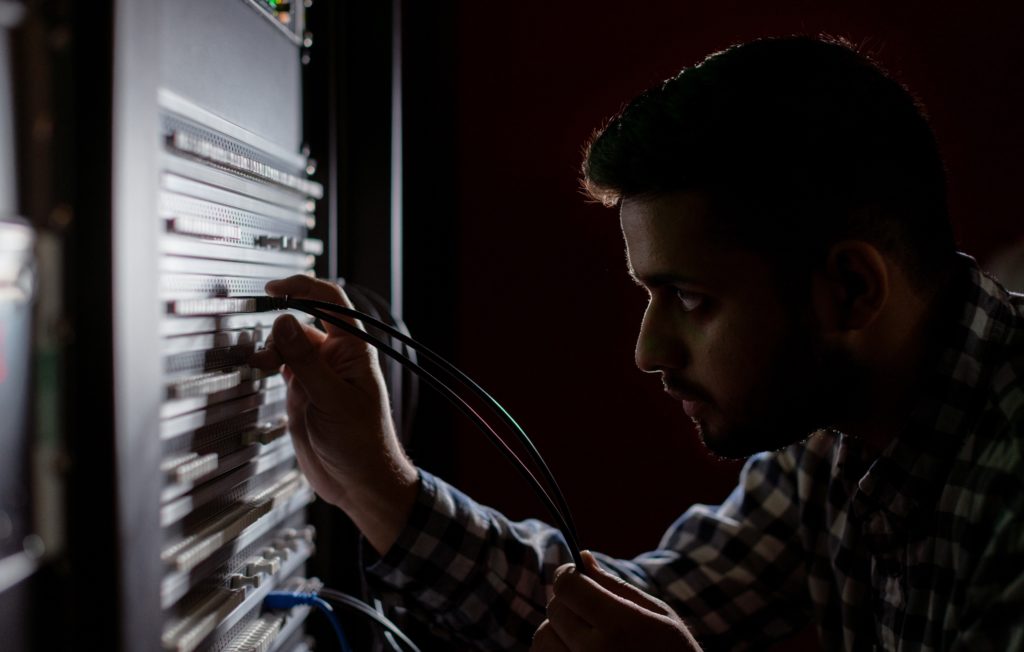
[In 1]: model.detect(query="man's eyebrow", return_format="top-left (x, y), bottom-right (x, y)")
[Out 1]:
top-left (627, 270), bottom-right (698, 288)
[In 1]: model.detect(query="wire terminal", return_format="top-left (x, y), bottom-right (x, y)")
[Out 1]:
top-left (251, 295), bottom-right (290, 313)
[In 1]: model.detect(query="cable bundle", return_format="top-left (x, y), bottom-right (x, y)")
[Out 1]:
top-left (251, 295), bottom-right (584, 569)
top-left (265, 589), bottom-right (421, 652)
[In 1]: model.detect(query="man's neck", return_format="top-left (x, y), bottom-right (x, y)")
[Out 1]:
top-left (835, 264), bottom-right (963, 458)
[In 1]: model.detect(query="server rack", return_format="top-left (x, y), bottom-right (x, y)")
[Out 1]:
top-left (155, 84), bottom-right (323, 650)
top-left (7, 0), bottom-right (404, 649)
top-left (117, 1), bottom-right (322, 649)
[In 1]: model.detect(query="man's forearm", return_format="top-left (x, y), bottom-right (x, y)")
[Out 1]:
top-left (334, 454), bottom-right (420, 556)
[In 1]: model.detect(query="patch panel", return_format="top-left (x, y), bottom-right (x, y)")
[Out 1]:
top-left (156, 86), bottom-right (323, 651)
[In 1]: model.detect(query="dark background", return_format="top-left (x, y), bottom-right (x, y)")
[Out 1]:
top-left (398, 1), bottom-right (1024, 648)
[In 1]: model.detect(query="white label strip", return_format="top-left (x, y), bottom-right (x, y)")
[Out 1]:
top-left (169, 130), bottom-right (324, 199)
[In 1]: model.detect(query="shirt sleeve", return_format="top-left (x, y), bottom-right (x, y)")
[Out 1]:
top-left (604, 449), bottom-right (815, 650)
top-left (364, 450), bottom-right (813, 651)
top-left (363, 470), bottom-right (564, 650)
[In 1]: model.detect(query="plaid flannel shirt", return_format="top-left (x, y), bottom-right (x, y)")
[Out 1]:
top-left (365, 253), bottom-right (1024, 651)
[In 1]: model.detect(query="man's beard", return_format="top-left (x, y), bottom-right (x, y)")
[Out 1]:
top-left (693, 322), bottom-right (849, 461)
top-left (693, 410), bottom-right (823, 460)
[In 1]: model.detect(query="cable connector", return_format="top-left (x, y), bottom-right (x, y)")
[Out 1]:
top-left (264, 591), bottom-right (352, 652)
top-left (263, 590), bottom-right (318, 610)
top-left (251, 295), bottom-right (289, 313)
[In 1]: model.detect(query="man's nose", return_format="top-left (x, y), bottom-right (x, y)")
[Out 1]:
top-left (635, 299), bottom-right (688, 373)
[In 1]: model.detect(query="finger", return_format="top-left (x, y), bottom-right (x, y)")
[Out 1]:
top-left (546, 597), bottom-right (593, 650)
top-left (286, 369), bottom-right (309, 410)
top-left (553, 562), bottom-right (576, 581)
top-left (248, 334), bottom-right (283, 370)
top-left (530, 620), bottom-right (571, 652)
top-left (283, 374), bottom-right (311, 463)
top-left (266, 274), bottom-right (345, 302)
top-left (581, 550), bottom-right (668, 615)
top-left (272, 313), bottom-right (344, 407)
top-left (254, 316), bottom-right (326, 370)
top-left (265, 275), bottom-right (361, 338)
top-left (284, 381), bottom-right (316, 472)
top-left (283, 381), bottom-right (340, 505)
top-left (551, 561), bottom-right (645, 627)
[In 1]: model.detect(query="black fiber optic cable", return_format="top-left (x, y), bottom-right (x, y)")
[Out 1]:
top-left (299, 304), bottom-right (583, 565)
top-left (266, 295), bottom-right (582, 552)
top-left (294, 298), bottom-right (583, 553)
top-left (254, 297), bottom-right (583, 567)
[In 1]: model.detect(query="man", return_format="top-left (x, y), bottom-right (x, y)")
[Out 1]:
top-left (250, 36), bottom-right (1024, 650)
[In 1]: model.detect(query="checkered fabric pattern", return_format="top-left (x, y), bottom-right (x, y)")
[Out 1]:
top-left (365, 253), bottom-right (1024, 651)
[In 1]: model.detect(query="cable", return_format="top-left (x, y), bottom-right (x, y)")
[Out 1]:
top-left (291, 296), bottom-right (581, 550)
top-left (263, 297), bottom-right (583, 565)
top-left (248, 292), bottom-right (585, 564)
top-left (312, 595), bottom-right (351, 652)
top-left (341, 281), bottom-right (419, 445)
top-left (298, 303), bottom-right (583, 567)
top-left (318, 588), bottom-right (422, 652)
top-left (373, 597), bottom-right (404, 652)
top-left (280, 296), bottom-right (585, 560)
top-left (264, 591), bottom-right (353, 652)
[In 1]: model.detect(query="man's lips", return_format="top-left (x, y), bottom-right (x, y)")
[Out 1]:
top-left (664, 387), bottom-right (697, 401)
top-left (680, 399), bottom-right (705, 419)
top-left (662, 380), bottom-right (708, 401)
top-left (663, 382), bottom-right (710, 418)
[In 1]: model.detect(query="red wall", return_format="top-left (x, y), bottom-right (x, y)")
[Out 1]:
top-left (423, 1), bottom-right (1023, 647)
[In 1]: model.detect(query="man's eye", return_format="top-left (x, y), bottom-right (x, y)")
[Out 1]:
top-left (675, 290), bottom-right (704, 312)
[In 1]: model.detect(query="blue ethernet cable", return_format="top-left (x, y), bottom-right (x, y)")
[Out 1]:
top-left (264, 591), bottom-right (352, 652)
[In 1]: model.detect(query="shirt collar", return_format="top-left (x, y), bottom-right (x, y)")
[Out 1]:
top-left (850, 252), bottom-right (1016, 526)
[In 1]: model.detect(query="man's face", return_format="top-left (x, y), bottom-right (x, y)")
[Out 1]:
top-left (622, 191), bottom-right (835, 459)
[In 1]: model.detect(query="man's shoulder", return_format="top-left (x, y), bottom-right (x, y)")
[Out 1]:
top-left (951, 407), bottom-right (1023, 505)
top-left (946, 314), bottom-right (1024, 520)
top-left (977, 290), bottom-right (1024, 460)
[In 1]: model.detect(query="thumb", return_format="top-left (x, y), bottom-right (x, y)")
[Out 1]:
top-left (581, 551), bottom-right (668, 615)
top-left (271, 314), bottom-right (342, 406)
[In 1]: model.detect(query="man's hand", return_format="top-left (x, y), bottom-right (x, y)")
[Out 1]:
top-left (532, 551), bottom-right (702, 651)
top-left (248, 275), bottom-right (419, 555)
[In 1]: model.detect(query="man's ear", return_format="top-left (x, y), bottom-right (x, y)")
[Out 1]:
top-left (814, 241), bottom-right (890, 332)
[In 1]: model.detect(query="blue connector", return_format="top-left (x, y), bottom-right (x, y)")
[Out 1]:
top-left (264, 591), bottom-right (352, 652)
top-left (264, 591), bottom-right (318, 610)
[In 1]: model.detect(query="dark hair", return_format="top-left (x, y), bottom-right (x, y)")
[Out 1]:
top-left (583, 36), bottom-right (956, 287)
